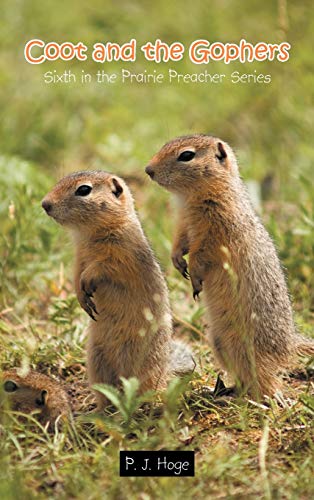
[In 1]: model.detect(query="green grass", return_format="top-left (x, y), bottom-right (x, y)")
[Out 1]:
top-left (0, 0), bottom-right (314, 498)
top-left (0, 153), bottom-right (313, 499)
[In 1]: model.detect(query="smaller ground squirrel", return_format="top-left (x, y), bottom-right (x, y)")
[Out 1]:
top-left (1, 369), bottom-right (71, 429)
top-left (145, 134), bottom-right (314, 399)
top-left (42, 171), bottom-right (194, 410)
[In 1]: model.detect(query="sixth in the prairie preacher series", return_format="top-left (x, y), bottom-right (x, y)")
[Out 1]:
top-left (43, 68), bottom-right (272, 85)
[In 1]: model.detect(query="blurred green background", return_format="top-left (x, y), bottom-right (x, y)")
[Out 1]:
top-left (0, 0), bottom-right (313, 185)
top-left (0, 2), bottom-right (313, 498)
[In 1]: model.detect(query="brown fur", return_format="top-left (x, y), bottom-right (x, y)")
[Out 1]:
top-left (1, 369), bottom-right (70, 429)
top-left (146, 134), bottom-right (314, 399)
top-left (42, 171), bottom-right (194, 410)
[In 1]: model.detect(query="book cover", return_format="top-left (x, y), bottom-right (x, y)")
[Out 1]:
top-left (0, 1), bottom-right (313, 498)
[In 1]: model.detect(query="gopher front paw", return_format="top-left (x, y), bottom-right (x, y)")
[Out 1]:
top-left (191, 275), bottom-right (203, 300)
top-left (171, 251), bottom-right (189, 280)
top-left (79, 278), bottom-right (98, 321)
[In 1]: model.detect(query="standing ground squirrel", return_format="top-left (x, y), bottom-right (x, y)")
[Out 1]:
top-left (1, 369), bottom-right (71, 429)
top-left (42, 171), bottom-right (194, 409)
top-left (145, 134), bottom-right (314, 399)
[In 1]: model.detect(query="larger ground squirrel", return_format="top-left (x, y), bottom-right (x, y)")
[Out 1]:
top-left (42, 171), bottom-right (194, 409)
top-left (145, 134), bottom-right (314, 399)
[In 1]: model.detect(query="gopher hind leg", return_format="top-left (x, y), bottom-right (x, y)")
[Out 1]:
top-left (87, 342), bottom-right (118, 411)
top-left (211, 333), bottom-right (282, 400)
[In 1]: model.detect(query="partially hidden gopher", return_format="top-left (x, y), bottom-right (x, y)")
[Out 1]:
top-left (1, 369), bottom-right (71, 430)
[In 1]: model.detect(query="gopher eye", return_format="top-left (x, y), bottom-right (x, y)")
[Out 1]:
top-left (75, 185), bottom-right (92, 197)
top-left (4, 380), bottom-right (18, 393)
top-left (177, 151), bottom-right (195, 162)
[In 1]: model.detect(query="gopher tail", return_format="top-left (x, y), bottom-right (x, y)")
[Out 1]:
top-left (169, 340), bottom-right (196, 376)
top-left (295, 335), bottom-right (314, 357)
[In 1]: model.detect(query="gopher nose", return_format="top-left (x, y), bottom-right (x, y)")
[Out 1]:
top-left (41, 199), bottom-right (53, 214)
top-left (145, 166), bottom-right (155, 179)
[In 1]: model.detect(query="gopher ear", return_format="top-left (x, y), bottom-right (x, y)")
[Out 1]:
top-left (41, 389), bottom-right (48, 405)
top-left (36, 389), bottom-right (48, 407)
top-left (111, 178), bottom-right (123, 198)
top-left (215, 142), bottom-right (228, 163)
